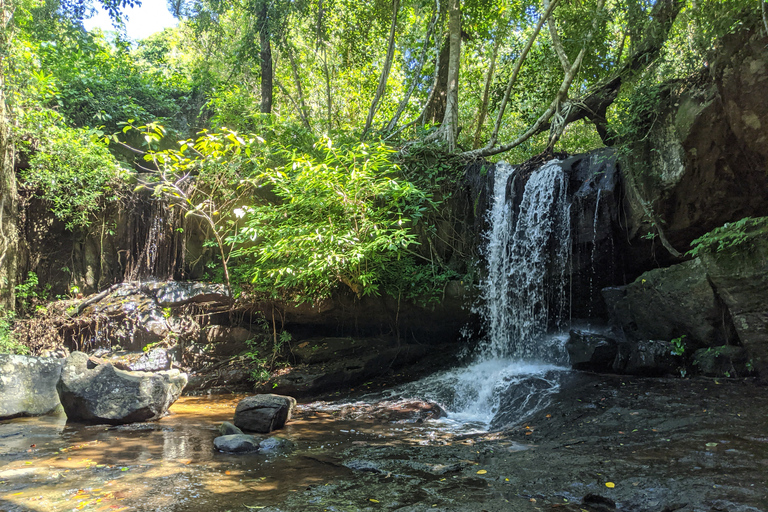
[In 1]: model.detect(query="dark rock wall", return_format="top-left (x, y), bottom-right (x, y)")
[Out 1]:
top-left (622, 29), bottom-right (768, 268)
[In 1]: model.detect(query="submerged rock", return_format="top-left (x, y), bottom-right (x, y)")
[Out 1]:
top-left (57, 351), bottom-right (187, 424)
top-left (0, 355), bottom-right (63, 420)
top-left (333, 399), bottom-right (446, 423)
top-left (219, 421), bottom-right (244, 436)
top-left (258, 436), bottom-right (295, 454)
top-left (213, 434), bottom-right (259, 453)
top-left (233, 394), bottom-right (296, 433)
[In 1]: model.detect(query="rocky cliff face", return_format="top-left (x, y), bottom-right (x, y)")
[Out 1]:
top-left (621, 28), bottom-right (768, 271)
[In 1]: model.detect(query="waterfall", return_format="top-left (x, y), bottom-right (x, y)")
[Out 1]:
top-left (386, 159), bottom-right (572, 431)
top-left (480, 159), bottom-right (571, 359)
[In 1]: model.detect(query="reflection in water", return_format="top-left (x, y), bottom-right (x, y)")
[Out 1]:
top-left (0, 395), bottom-right (490, 512)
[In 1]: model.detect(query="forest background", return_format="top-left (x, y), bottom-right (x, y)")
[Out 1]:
top-left (0, 0), bottom-right (764, 350)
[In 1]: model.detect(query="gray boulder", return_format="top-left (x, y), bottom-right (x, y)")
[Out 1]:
top-left (234, 394), bottom-right (297, 433)
top-left (566, 330), bottom-right (619, 372)
top-left (57, 351), bottom-right (187, 424)
top-left (0, 355), bottom-right (63, 419)
top-left (213, 434), bottom-right (259, 453)
top-left (219, 421), bottom-right (244, 436)
top-left (144, 281), bottom-right (230, 307)
top-left (602, 259), bottom-right (731, 347)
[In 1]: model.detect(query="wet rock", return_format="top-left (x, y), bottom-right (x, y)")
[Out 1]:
top-left (213, 434), bottom-right (259, 453)
top-left (219, 421), bottom-right (244, 436)
top-left (582, 493), bottom-right (616, 512)
top-left (566, 330), bottom-right (619, 372)
top-left (143, 281), bottom-right (230, 307)
top-left (698, 223), bottom-right (768, 377)
top-left (260, 344), bottom-right (431, 397)
top-left (334, 399), bottom-right (446, 423)
top-left (57, 351), bottom-right (187, 424)
top-left (258, 436), bottom-right (295, 454)
top-left (202, 325), bottom-right (252, 357)
top-left (613, 340), bottom-right (682, 376)
top-left (234, 394), bottom-right (297, 433)
top-left (0, 355), bottom-right (63, 419)
top-left (291, 337), bottom-right (385, 365)
top-left (692, 346), bottom-right (750, 377)
top-left (602, 259), bottom-right (732, 348)
top-left (344, 459), bottom-right (383, 473)
top-left (106, 348), bottom-right (172, 372)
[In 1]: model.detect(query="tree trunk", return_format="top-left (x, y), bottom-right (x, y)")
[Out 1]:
top-left (472, 36), bottom-right (500, 149)
top-left (286, 42), bottom-right (312, 130)
top-left (258, 2), bottom-right (273, 114)
top-left (363, 0), bottom-right (400, 138)
top-left (486, 0), bottom-right (559, 149)
top-left (428, 0), bottom-right (460, 151)
top-left (0, 0), bottom-right (18, 311)
top-left (385, 2), bottom-right (439, 132)
top-left (419, 34), bottom-right (450, 127)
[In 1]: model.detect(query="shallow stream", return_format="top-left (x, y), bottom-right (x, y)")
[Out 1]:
top-left (3, 372), bottom-right (768, 512)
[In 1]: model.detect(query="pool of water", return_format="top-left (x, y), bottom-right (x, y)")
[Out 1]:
top-left (0, 395), bottom-right (494, 512)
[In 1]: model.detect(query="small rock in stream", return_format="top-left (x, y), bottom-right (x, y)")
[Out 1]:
top-left (258, 436), bottom-right (295, 453)
top-left (234, 394), bottom-right (297, 433)
top-left (219, 421), bottom-right (244, 436)
top-left (213, 434), bottom-right (260, 453)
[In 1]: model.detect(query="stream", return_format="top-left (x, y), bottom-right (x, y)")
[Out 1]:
top-left (3, 374), bottom-right (768, 512)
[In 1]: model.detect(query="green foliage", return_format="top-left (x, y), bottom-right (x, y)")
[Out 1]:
top-left (18, 117), bottom-right (125, 230)
top-left (232, 138), bottom-right (424, 302)
top-left (670, 335), bottom-right (686, 357)
top-left (687, 217), bottom-right (768, 257)
top-left (0, 309), bottom-right (28, 355)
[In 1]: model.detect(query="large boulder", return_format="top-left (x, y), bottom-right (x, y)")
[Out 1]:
top-left (692, 346), bottom-right (751, 378)
top-left (698, 221), bottom-right (768, 376)
top-left (233, 394), bottom-right (296, 433)
top-left (602, 259), bottom-right (733, 348)
top-left (0, 355), bottom-right (63, 419)
top-left (57, 351), bottom-right (187, 424)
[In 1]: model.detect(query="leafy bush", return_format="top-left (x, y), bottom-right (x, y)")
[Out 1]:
top-left (231, 138), bottom-right (424, 302)
top-left (19, 116), bottom-right (125, 230)
top-left (0, 309), bottom-right (28, 355)
top-left (687, 217), bottom-right (768, 257)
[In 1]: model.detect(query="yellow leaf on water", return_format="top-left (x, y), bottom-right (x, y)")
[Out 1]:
top-left (476, 470), bottom-right (487, 475)
top-left (605, 482), bottom-right (616, 488)
top-left (369, 498), bottom-right (380, 503)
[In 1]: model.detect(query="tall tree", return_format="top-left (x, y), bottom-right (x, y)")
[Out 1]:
top-left (363, 0), bottom-right (400, 138)
top-left (0, 0), bottom-right (18, 311)
top-left (427, 0), bottom-right (460, 151)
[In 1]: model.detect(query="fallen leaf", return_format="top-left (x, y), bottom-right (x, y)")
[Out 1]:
top-left (605, 482), bottom-right (615, 488)
top-left (706, 442), bottom-right (718, 447)
top-left (476, 470), bottom-right (487, 475)
top-left (369, 498), bottom-right (380, 503)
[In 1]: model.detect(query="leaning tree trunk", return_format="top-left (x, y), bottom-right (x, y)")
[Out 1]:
top-left (363, 0), bottom-right (400, 138)
top-left (0, 0), bottom-right (18, 311)
top-left (258, 2), bottom-right (273, 114)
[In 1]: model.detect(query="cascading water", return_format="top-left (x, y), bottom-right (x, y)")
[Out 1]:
top-left (479, 160), bottom-right (571, 360)
top-left (368, 159), bottom-right (573, 431)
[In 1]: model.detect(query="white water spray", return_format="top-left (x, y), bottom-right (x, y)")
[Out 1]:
top-left (480, 160), bottom-right (571, 360)
top-left (354, 160), bottom-right (573, 431)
